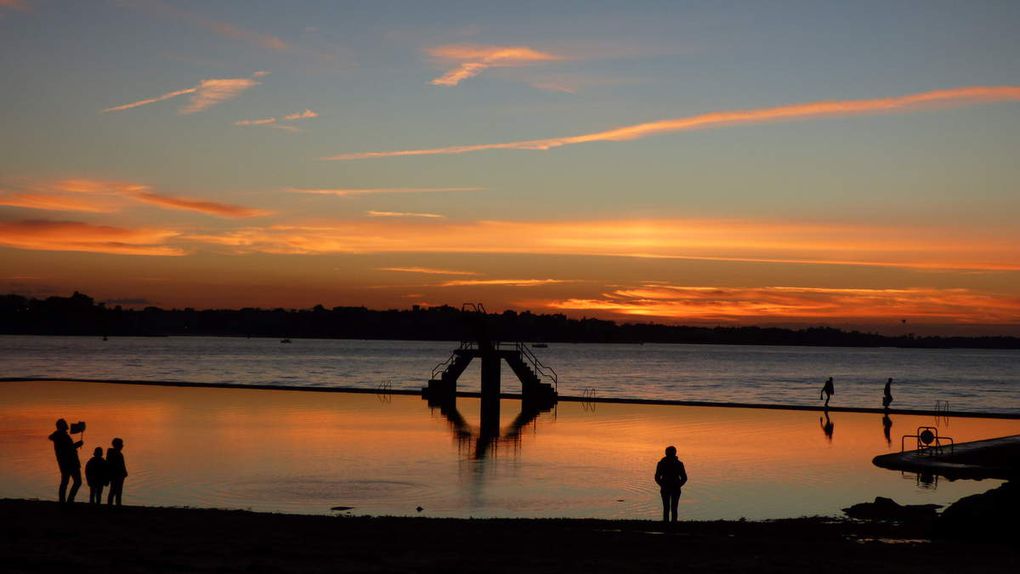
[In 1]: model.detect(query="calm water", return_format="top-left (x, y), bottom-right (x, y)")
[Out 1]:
top-left (1, 380), bottom-right (1017, 519)
top-left (2, 336), bottom-right (1019, 413)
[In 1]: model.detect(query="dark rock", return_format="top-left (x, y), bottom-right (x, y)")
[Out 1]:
top-left (842, 497), bottom-right (941, 522)
top-left (934, 481), bottom-right (1020, 541)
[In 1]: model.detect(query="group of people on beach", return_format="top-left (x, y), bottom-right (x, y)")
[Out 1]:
top-left (48, 418), bottom-right (128, 506)
top-left (819, 376), bottom-right (895, 410)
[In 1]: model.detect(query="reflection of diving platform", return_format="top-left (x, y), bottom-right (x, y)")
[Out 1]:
top-left (423, 340), bottom-right (559, 407)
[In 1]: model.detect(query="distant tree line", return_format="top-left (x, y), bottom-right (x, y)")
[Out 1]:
top-left (1, 291), bottom-right (1018, 349)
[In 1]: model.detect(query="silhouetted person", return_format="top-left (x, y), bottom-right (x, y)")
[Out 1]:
top-left (654, 445), bottom-right (688, 523)
top-left (820, 411), bottom-right (834, 442)
top-left (48, 418), bottom-right (83, 504)
top-left (84, 447), bottom-right (108, 504)
top-left (882, 378), bottom-right (894, 410)
top-left (882, 413), bottom-right (893, 446)
top-left (106, 438), bottom-right (127, 506)
top-left (820, 377), bottom-right (834, 408)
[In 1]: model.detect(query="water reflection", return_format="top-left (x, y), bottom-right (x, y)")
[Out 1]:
top-left (883, 414), bottom-right (893, 447)
top-left (819, 411), bottom-right (835, 442)
top-left (429, 396), bottom-right (552, 459)
top-left (2, 380), bottom-right (1018, 519)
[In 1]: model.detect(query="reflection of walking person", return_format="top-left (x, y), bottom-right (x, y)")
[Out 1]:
top-left (820, 377), bottom-right (834, 408)
top-left (820, 412), bottom-right (834, 442)
top-left (106, 438), bottom-right (128, 506)
top-left (84, 447), bottom-right (108, 504)
top-left (48, 419), bottom-right (83, 504)
top-left (882, 414), bottom-right (893, 446)
top-left (882, 378), bottom-right (894, 410)
top-left (654, 445), bottom-right (688, 523)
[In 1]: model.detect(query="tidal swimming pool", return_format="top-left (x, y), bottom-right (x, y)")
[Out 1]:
top-left (1, 380), bottom-right (1016, 519)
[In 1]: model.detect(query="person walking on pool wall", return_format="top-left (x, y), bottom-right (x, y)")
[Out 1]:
top-left (48, 418), bottom-right (83, 504)
top-left (106, 438), bottom-right (128, 506)
top-left (883, 378), bottom-right (894, 410)
top-left (654, 445), bottom-right (688, 523)
top-left (84, 447), bottom-right (108, 504)
top-left (820, 377), bottom-right (835, 408)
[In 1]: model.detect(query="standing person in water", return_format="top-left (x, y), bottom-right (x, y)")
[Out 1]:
top-left (48, 419), bottom-right (83, 504)
top-left (654, 445), bottom-right (688, 523)
top-left (106, 438), bottom-right (128, 506)
top-left (84, 447), bottom-right (108, 504)
top-left (820, 377), bottom-right (835, 408)
top-left (883, 378), bottom-right (894, 410)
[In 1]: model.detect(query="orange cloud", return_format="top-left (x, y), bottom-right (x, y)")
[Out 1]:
top-left (542, 284), bottom-right (1020, 324)
top-left (283, 109), bottom-right (318, 120)
top-left (428, 44), bottom-right (562, 86)
top-left (45, 178), bottom-right (268, 218)
top-left (0, 220), bottom-right (182, 256)
top-left (0, 1), bottom-right (28, 11)
top-left (324, 85), bottom-right (1020, 160)
top-left (367, 210), bottom-right (444, 219)
top-left (377, 267), bottom-right (479, 276)
top-left (180, 217), bottom-right (1020, 271)
top-left (287, 187), bottom-right (482, 197)
top-left (0, 192), bottom-right (119, 213)
top-left (439, 278), bottom-right (569, 287)
top-left (131, 192), bottom-right (270, 218)
top-left (137, 0), bottom-right (288, 52)
top-left (104, 72), bottom-right (267, 114)
top-left (235, 109), bottom-right (317, 131)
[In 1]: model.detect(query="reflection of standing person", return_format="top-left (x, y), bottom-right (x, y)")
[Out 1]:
top-left (820, 377), bottom-right (835, 408)
top-left (84, 447), bottom-right (108, 504)
top-left (106, 438), bottom-right (128, 506)
top-left (882, 378), bottom-right (894, 410)
top-left (48, 419), bottom-right (83, 504)
top-left (820, 412), bottom-right (834, 442)
top-left (882, 414), bottom-right (893, 447)
top-left (654, 446), bottom-right (688, 523)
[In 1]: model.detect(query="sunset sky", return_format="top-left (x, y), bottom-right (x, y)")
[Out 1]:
top-left (1, 1), bottom-right (1019, 333)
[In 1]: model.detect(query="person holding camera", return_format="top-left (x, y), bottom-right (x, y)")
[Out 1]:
top-left (106, 437), bottom-right (128, 506)
top-left (48, 419), bottom-right (84, 504)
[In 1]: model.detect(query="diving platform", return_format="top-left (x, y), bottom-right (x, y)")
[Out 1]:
top-left (423, 340), bottom-right (559, 407)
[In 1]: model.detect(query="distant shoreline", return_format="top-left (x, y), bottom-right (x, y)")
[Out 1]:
top-left (4, 377), bottom-right (1018, 419)
top-left (4, 292), bottom-right (1019, 349)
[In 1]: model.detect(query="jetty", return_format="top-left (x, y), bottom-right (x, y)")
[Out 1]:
top-left (873, 434), bottom-right (1020, 481)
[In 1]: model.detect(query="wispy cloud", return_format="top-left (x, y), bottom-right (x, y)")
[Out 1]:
top-left (377, 267), bottom-right (479, 276)
top-left (45, 178), bottom-right (269, 218)
top-left (234, 109), bottom-right (317, 132)
top-left (367, 210), bottom-right (444, 219)
top-left (104, 71), bottom-right (268, 114)
top-left (0, 192), bottom-right (119, 213)
top-left (133, 0), bottom-right (288, 52)
top-left (283, 109), bottom-right (318, 120)
top-left (427, 44), bottom-right (562, 86)
top-left (131, 191), bottom-right (270, 218)
top-left (324, 85), bottom-right (1020, 160)
top-left (544, 284), bottom-right (1020, 324)
top-left (180, 217), bottom-right (1020, 271)
top-left (0, 0), bottom-right (28, 11)
top-left (287, 186), bottom-right (482, 197)
top-left (439, 278), bottom-right (568, 287)
top-left (0, 220), bottom-right (183, 256)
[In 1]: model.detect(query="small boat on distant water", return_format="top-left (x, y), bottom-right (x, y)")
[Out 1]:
top-left (531, 343), bottom-right (548, 348)
top-left (280, 338), bottom-right (292, 344)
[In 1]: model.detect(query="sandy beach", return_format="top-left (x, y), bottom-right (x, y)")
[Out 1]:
top-left (2, 499), bottom-right (1017, 573)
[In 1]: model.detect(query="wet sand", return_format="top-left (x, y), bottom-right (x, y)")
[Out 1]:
top-left (1, 499), bottom-right (1016, 573)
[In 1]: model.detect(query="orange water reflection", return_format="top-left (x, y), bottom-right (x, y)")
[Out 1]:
top-left (1, 381), bottom-right (1016, 519)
